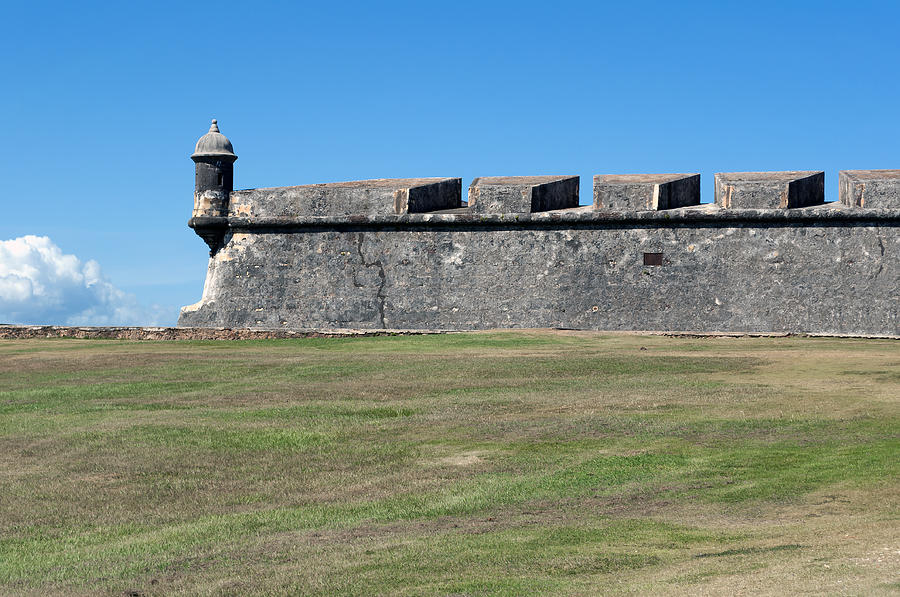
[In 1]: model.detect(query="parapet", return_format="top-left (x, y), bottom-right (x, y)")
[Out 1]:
top-left (189, 170), bottom-right (900, 245)
top-left (228, 177), bottom-right (461, 218)
top-left (593, 173), bottom-right (700, 210)
top-left (839, 170), bottom-right (900, 208)
top-left (467, 176), bottom-right (580, 213)
top-left (715, 171), bottom-right (824, 209)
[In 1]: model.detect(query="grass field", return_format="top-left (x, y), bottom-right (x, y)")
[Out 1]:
top-left (0, 332), bottom-right (898, 596)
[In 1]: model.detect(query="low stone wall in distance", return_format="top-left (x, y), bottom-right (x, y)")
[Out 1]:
top-left (0, 325), bottom-right (447, 340)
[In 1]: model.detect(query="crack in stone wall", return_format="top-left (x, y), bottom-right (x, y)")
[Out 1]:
top-left (875, 232), bottom-right (885, 280)
top-left (355, 232), bottom-right (387, 328)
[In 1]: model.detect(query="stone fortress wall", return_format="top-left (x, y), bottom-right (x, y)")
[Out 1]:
top-left (179, 122), bottom-right (899, 336)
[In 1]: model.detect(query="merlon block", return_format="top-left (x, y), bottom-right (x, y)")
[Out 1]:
top-left (839, 170), bottom-right (900, 208)
top-left (228, 178), bottom-right (461, 218)
top-left (593, 173), bottom-right (700, 211)
top-left (467, 176), bottom-right (579, 214)
top-left (714, 171), bottom-right (824, 209)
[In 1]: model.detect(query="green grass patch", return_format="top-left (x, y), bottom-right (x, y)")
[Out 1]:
top-left (0, 332), bottom-right (897, 595)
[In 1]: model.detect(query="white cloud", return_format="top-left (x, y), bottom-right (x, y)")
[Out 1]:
top-left (0, 235), bottom-right (172, 326)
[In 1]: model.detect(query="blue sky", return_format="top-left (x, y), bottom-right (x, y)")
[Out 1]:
top-left (1, 1), bottom-right (898, 325)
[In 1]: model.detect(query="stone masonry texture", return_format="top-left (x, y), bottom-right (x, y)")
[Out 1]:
top-left (594, 174), bottom-right (700, 210)
top-left (839, 170), bottom-right (900, 209)
top-left (715, 171), bottom-right (825, 209)
top-left (180, 171), bottom-right (900, 335)
top-left (228, 178), bottom-right (461, 219)
top-left (467, 176), bottom-right (580, 213)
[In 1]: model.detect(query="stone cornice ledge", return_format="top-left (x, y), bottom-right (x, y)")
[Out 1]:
top-left (189, 205), bottom-right (900, 230)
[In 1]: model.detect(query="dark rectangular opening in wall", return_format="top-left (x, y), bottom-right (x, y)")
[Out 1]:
top-left (643, 252), bottom-right (663, 266)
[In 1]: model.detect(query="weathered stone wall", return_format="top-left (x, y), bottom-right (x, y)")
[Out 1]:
top-left (179, 206), bottom-right (899, 335)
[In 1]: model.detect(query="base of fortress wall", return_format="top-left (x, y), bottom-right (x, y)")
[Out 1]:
top-left (178, 222), bottom-right (898, 336)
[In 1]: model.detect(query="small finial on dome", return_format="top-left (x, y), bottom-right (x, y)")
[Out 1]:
top-left (192, 118), bottom-right (236, 159)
